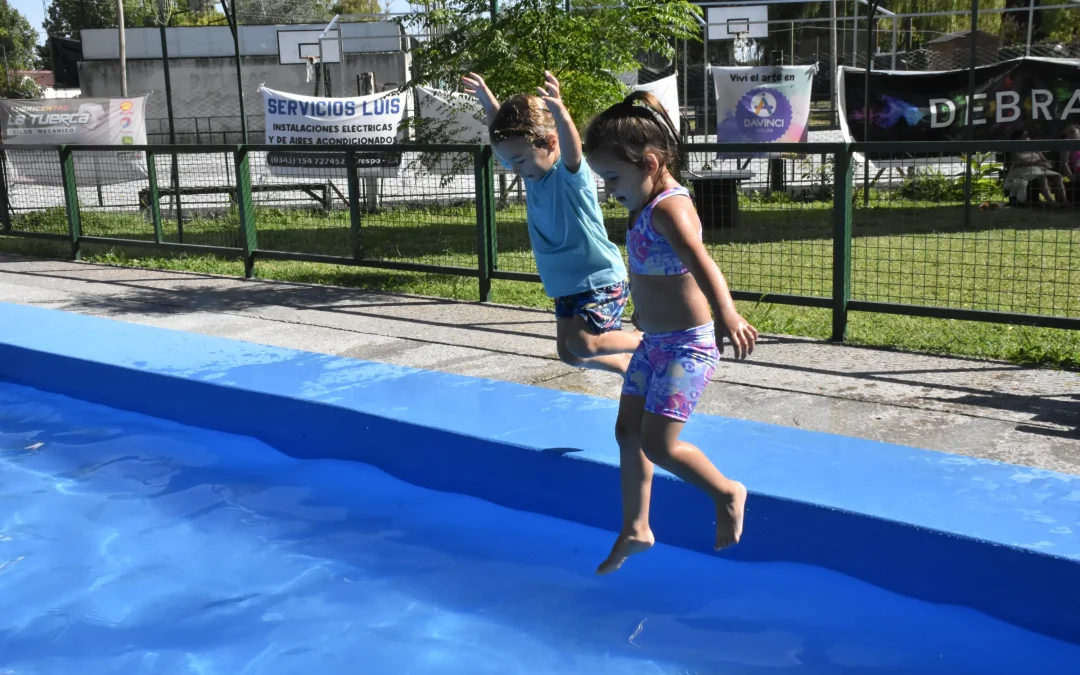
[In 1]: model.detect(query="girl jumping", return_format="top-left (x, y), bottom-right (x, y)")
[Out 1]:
top-left (582, 91), bottom-right (759, 574)
top-left (462, 71), bottom-right (641, 374)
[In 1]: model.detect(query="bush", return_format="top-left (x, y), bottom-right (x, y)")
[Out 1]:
top-left (1, 75), bottom-right (43, 99)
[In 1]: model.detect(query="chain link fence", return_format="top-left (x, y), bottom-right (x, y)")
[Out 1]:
top-left (851, 142), bottom-right (1079, 321)
top-left (5, 139), bottom-right (1077, 338)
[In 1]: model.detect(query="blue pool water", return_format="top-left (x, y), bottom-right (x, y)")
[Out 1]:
top-left (2, 382), bottom-right (1079, 675)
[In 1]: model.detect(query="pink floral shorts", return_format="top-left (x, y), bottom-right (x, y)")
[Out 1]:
top-left (621, 322), bottom-right (720, 422)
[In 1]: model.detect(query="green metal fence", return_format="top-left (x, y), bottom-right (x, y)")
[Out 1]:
top-left (1, 139), bottom-right (1079, 341)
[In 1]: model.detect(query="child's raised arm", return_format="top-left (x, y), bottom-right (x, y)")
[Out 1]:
top-left (651, 200), bottom-right (759, 359)
top-left (462, 72), bottom-right (500, 125)
top-left (536, 71), bottom-right (583, 173)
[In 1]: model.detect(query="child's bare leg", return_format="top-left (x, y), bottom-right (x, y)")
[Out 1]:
top-left (1034, 176), bottom-right (1053, 203)
top-left (640, 412), bottom-right (746, 550)
top-left (597, 395), bottom-right (655, 575)
top-left (1050, 176), bottom-right (1070, 204)
top-left (556, 317), bottom-right (638, 375)
top-left (566, 319), bottom-right (643, 357)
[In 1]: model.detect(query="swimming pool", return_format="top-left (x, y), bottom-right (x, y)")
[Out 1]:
top-left (3, 380), bottom-right (1079, 674)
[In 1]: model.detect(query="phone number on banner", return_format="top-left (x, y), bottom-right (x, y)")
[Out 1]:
top-left (266, 151), bottom-right (404, 169)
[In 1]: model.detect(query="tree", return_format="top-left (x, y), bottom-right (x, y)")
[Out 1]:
top-left (42, 0), bottom-right (222, 39)
top-left (0, 0), bottom-right (40, 70)
top-left (1040, 5), bottom-right (1080, 44)
top-left (43, 0), bottom-right (149, 38)
top-left (233, 0), bottom-right (333, 24)
top-left (0, 0), bottom-right (41, 97)
top-left (38, 0), bottom-right (222, 68)
top-left (405, 0), bottom-right (701, 129)
top-left (331, 0), bottom-right (382, 16)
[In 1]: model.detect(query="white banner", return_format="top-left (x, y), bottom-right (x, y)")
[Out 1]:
top-left (261, 86), bottom-right (408, 177)
top-left (710, 65), bottom-right (817, 145)
top-left (0, 95), bottom-right (149, 186)
top-left (415, 86), bottom-right (517, 175)
top-left (416, 86), bottom-right (488, 143)
top-left (630, 73), bottom-right (681, 134)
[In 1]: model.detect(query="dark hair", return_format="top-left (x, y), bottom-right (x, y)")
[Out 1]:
top-left (489, 94), bottom-right (556, 147)
top-left (583, 91), bottom-right (682, 179)
top-left (1011, 128), bottom-right (1029, 140)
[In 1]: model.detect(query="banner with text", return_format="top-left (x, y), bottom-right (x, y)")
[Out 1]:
top-left (839, 58), bottom-right (1080, 151)
top-left (261, 87), bottom-right (408, 176)
top-left (0, 95), bottom-right (148, 185)
top-left (711, 65), bottom-right (816, 149)
top-left (631, 73), bottom-right (681, 134)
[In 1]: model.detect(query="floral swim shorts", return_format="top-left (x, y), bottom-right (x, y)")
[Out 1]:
top-left (621, 322), bottom-right (720, 422)
top-left (553, 280), bottom-right (629, 335)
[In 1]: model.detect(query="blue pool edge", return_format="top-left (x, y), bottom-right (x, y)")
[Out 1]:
top-left (1, 302), bottom-right (1078, 645)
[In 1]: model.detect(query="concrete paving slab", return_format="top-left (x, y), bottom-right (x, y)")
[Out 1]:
top-left (1, 253), bottom-right (1078, 474)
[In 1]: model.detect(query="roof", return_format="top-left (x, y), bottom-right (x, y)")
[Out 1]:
top-left (924, 30), bottom-right (1001, 46)
top-left (12, 70), bottom-right (54, 87)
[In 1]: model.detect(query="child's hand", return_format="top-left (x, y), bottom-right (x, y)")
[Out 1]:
top-left (536, 71), bottom-right (567, 114)
top-left (462, 72), bottom-right (498, 115)
top-left (536, 70), bottom-right (582, 171)
top-left (719, 312), bottom-right (759, 360)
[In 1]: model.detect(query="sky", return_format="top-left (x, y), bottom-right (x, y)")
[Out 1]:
top-left (12, 0), bottom-right (47, 45)
top-left (11, 0), bottom-right (414, 46)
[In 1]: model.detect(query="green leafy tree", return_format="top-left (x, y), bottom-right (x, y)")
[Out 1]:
top-left (42, 0), bottom-right (223, 38)
top-left (39, 0), bottom-right (223, 66)
top-left (4, 75), bottom-right (43, 97)
top-left (43, 0), bottom-right (151, 37)
top-left (1, 0), bottom-right (41, 97)
top-left (0, 0), bottom-right (39, 70)
top-left (405, 0), bottom-right (701, 128)
top-left (331, 0), bottom-right (382, 16)
top-left (233, 0), bottom-right (333, 24)
top-left (1040, 5), bottom-right (1080, 44)
top-left (867, 0), bottom-right (1007, 48)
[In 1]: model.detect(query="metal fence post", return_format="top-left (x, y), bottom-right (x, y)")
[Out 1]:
top-left (222, 0), bottom-right (248, 144)
top-left (0, 148), bottom-right (11, 232)
top-left (346, 148), bottom-right (363, 261)
top-left (158, 25), bottom-right (184, 239)
top-left (146, 150), bottom-right (163, 244)
top-left (59, 145), bottom-right (82, 260)
top-left (474, 145), bottom-right (496, 302)
top-left (233, 145), bottom-right (257, 278)
top-left (831, 144), bottom-right (853, 342)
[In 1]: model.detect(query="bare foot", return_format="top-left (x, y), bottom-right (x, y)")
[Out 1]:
top-left (596, 528), bottom-right (655, 575)
top-left (715, 481), bottom-right (747, 550)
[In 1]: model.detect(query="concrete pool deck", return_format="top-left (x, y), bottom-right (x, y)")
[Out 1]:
top-left (1, 253), bottom-right (1078, 474)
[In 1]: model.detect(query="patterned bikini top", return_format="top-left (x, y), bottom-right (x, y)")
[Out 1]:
top-left (626, 186), bottom-right (696, 276)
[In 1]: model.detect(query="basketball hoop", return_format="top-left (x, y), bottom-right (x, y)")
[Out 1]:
top-left (733, 30), bottom-right (751, 66)
top-left (305, 55), bottom-right (320, 83)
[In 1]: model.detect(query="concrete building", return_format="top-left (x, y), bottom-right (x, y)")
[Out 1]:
top-left (80, 22), bottom-right (412, 143)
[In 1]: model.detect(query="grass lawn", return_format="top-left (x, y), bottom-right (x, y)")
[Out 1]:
top-left (2, 196), bottom-right (1078, 370)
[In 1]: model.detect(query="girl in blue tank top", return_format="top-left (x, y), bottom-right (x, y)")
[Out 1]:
top-left (462, 71), bottom-right (642, 375)
top-left (583, 91), bottom-right (760, 575)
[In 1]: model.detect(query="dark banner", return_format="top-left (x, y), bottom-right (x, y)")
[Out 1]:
top-left (840, 58), bottom-right (1080, 148)
top-left (48, 36), bottom-right (82, 89)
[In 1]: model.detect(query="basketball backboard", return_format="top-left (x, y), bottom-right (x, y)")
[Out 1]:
top-left (707, 5), bottom-right (769, 41)
top-left (277, 29), bottom-right (341, 64)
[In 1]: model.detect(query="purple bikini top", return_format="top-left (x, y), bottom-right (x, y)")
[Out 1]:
top-left (626, 186), bottom-right (696, 276)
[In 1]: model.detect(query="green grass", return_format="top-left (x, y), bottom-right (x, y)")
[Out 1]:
top-left (3, 197), bottom-right (1079, 370)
